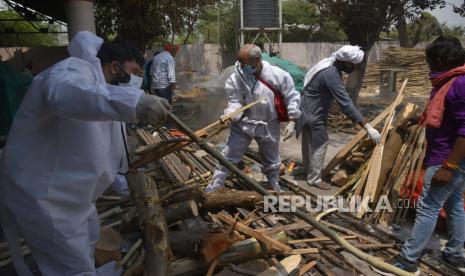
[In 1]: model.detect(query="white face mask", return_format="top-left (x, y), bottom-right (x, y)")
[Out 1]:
top-left (120, 74), bottom-right (143, 89)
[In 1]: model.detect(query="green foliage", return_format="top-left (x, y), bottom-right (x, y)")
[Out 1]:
top-left (282, 0), bottom-right (318, 42)
top-left (386, 12), bottom-right (465, 45)
top-left (442, 24), bottom-right (465, 40)
top-left (196, 1), bottom-right (239, 53)
top-left (283, 0), bottom-right (317, 26)
top-left (0, 10), bottom-right (59, 47)
top-left (310, 19), bottom-right (347, 42)
top-left (403, 12), bottom-right (443, 45)
top-left (94, 0), bottom-right (214, 50)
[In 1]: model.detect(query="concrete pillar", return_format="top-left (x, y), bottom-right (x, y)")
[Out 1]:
top-left (64, 0), bottom-right (96, 40)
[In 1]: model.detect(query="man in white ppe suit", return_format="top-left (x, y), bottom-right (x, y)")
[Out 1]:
top-left (205, 44), bottom-right (301, 192)
top-left (0, 31), bottom-right (170, 275)
top-left (296, 45), bottom-right (381, 190)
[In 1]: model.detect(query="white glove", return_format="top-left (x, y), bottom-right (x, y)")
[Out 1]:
top-left (136, 94), bottom-right (171, 126)
top-left (364, 123), bottom-right (381, 144)
top-left (283, 121), bottom-right (296, 141)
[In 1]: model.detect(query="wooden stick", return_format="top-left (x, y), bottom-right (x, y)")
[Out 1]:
top-left (215, 213), bottom-right (292, 253)
top-left (286, 248), bottom-right (319, 255)
top-left (299, 260), bottom-right (317, 276)
top-left (289, 235), bottom-right (357, 244)
top-left (119, 239), bottom-right (143, 267)
top-left (206, 259), bottom-right (218, 276)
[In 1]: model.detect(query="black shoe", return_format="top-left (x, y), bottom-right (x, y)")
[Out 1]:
top-left (371, 256), bottom-right (420, 276)
top-left (442, 251), bottom-right (465, 268)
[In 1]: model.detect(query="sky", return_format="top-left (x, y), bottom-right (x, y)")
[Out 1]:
top-left (429, 0), bottom-right (465, 27)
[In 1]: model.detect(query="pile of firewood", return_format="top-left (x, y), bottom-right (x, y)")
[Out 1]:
top-left (3, 94), bottom-right (457, 276)
top-left (324, 80), bottom-right (427, 226)
top-left (361, 47), bottom-right (431, 97)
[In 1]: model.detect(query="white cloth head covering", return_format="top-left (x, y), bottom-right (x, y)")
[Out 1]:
top-left (303, 45), bottom-right (364, 88)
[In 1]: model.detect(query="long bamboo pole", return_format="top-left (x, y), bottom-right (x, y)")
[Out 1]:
top-left (167, 112), bottom-right (414, 276)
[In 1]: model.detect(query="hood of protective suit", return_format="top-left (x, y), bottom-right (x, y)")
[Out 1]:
top-left (67, 31), bottom-right (104, 63)
top-left (67, 31), bottom-right (106, 83)
top-left (303, 45), bottom-right (364, 88)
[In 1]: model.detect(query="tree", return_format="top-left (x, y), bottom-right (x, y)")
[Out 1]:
top-left (94, 0), bottom-right (214, 50)
top-left (0, 10), bottom-right (60, 47)
top-left (282, 0), bottom-right (319, 42)
top-left (310, 19), bottom-right (347, 42)
top-left (196, 1), bottom-right (239, 53)
top-left (315, 0), bottom-right (463, 102)
top-left (315, 1), bottom-right (396, 102)
top-left (391, 0), bottom-right (445, 47)
top-left (452, 1), bottom-right (465, 16)
top-left (441, 23), bottom-right (465, 40)
top-left (402, 12), bottom-right (443, 47)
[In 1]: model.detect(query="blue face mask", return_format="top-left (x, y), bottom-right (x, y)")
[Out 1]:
top-left (242, 65), bottom-right (256, 76)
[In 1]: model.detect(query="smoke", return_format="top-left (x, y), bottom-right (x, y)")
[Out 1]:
top-left (174, 66), bottom-right (235, 130)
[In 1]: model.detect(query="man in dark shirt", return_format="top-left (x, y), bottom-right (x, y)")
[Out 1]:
top-left (296, 45), bottom-right (381, 190)
top-left (373, 36), bottom-right (465, 276)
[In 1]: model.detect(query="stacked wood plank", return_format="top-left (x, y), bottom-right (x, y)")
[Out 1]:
top-left (324, 85), bottom-right (428, 227)
top-left (361, 47), bottom-right (431, 97)
top-left (3, 108), bottom-right (458, 275)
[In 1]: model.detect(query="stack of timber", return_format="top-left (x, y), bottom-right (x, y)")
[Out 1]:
top-left (4, 101), bottom-right (462, 275)
top-left (324, 79), bottom-right (429, 226)
top-left (361, 47), bottom-right (431, 97)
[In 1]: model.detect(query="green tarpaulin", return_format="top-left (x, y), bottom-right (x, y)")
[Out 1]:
top-left (262, 53), bottom-right (306, 93)
top-left (0, 62), bottom-right (32, 136)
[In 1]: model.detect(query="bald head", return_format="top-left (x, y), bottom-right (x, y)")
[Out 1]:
top-left (237, 44), bottom-right (263, 75)
top-left (238, 44), bottom-right (262, 62)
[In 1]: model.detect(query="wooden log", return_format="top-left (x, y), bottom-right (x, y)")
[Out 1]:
top-left (364, 80), bottom-right (407, 205)
top-left (378, 125), bottom-right (422, 226)
top-left (345, 156), bottom-right (366, 170)
top-left (331, 168), bottom-right (350, 187)
top-left (372, 103), bottom-right (420, 202)
top-left (256, 254), bottom-right (302, 276)
top-left (94, 227), bottom-right (122, 267)
top-left (127, 172), bottom-right (172, 276)
top-left (169, 227), bottom-right (242, 263)
top-left (171, 232), bottom-right (288, 276)
top-left (200, 190), bottom-right (263, 209)
top-left (164, 200), bottom-right (199, 225)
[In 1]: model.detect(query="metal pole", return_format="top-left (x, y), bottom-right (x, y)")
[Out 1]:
top-left (278, 0), bottom-right (283, 56)
top-left (167, 112), bottom-right (413, 276)
top-left (240, 0), bottom-right (244, 47)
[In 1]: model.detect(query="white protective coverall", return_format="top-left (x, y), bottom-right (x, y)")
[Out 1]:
top-left (205, 61), bottom-right (301, 192)
top-left (0, 31), bottom-right (143, 275)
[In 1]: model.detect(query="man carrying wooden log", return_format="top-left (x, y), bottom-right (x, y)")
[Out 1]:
top-left (0, 31), bottom-right (170, 275)
top-left (295, 45), bottom-right (381, 190)
top-left (372, 36), bottom-right (465, 276)
top-left (205, 44), bottom-right (301, 192)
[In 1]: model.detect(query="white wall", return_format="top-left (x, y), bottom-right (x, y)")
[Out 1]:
top-left (164, 41), bottom-right (428, 75)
